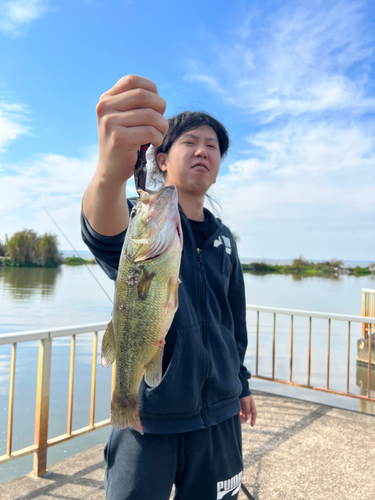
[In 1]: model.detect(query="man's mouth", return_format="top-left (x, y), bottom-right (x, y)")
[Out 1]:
top-left (192, 163), bottom-right (209, 171)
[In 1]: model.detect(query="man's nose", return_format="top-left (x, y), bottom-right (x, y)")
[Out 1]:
top-left (194, 146), bottom-right (207, 158)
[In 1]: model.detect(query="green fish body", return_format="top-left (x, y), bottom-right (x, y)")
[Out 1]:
top-left (101, 186), bottom-right (182, 433)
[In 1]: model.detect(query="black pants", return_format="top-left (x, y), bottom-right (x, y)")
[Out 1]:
top-left (104, 414), bottom-right (243, 500)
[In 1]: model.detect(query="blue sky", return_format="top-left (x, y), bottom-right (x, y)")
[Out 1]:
top-left (0, 0), bottom-right (374, 260)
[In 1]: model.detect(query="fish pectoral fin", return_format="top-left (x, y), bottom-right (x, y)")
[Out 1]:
top-left (137, 268), bottom-right (156, 300)
top-left (165, 277), bottom-right (180, 313)
top-left (101, 320), bottom-right (116, 368)
top-left (144, 347), bottom-right (164, 388)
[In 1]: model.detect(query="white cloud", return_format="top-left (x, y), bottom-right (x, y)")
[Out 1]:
top-left (185, 1), bottom-right (375, 260)
top-left (185, 2), bottom-right (375, 119)
top-left (214, 121), bottom-right (375, 260)
top-left (0, 99), bottom-right (30, 153)
top-left (0, 148), bottom-right (100, 249)
top-left (0, 0), bottom-right (49, 36)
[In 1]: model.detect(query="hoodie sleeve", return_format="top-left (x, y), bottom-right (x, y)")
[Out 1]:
top-left (227, 234), bottom-right (252, 398)
top-left (80, 199), bottom-right (136, 280)
top-left (80, 211), bottom-right (125, 281)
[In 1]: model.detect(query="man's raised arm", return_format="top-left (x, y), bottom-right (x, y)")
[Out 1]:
top-left (82, 75), bottom-right (168, 236)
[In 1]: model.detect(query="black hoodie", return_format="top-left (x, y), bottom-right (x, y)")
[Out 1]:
top-left (81, 200), bottom-right (251, 434)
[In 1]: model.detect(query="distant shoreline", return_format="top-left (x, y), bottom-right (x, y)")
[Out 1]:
top-left (0, 256), bottom-right (96, 268)
top-left (241, 258), bottom-right (374, 277)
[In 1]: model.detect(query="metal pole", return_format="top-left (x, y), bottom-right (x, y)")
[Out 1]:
top-left (307, 317), bottom-right (312, 386)
top-left (90, 332), bottom-right (98, 427)
top-left (272, 314), bottom-right (276, 380)
top-left (33, 337), bottom-right (52, 477)
top-left (327, 319), bottom-right (331, 390)
top-left (256, 311), bottom-right (259, 376)
top-left (346, 322), bottom-right (351, 394)
top-left (67, 334), bottom-right (76, 435)
top-left (6, 343), bottom-right (17, 457)
top-left (289, 315), bottom-right (293, 383)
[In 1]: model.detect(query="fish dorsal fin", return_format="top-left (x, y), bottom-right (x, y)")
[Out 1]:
top-left (144, 347), bottom-right (164, 387)
top-left (101, 320), bottom-right (116, 368)
top-left (137, 268), bottom-right (156, 300)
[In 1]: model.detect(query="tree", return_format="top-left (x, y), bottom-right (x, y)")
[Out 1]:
top-left (0, 237), bottom-right (7, 257)
top-left (5, 230), bottom-right (62, 267)
top-left (7, 230), bottom-right (39, 264)
top-left (37, 233), bottom-right (61, 266)
top-left (291, 256), bottom-right (311, 268)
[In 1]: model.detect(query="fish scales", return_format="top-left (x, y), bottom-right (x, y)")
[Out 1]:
top-left (101, 186), bottom-right (182, 433)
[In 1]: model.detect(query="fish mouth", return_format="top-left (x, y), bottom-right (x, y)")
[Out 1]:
top-left (134, 185), bottom-right (181, 263)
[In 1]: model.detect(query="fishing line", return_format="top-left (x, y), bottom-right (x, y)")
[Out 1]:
top-left (42, 206), bottom-right (113, 304)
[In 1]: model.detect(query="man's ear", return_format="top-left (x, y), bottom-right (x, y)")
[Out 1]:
top-left (157, 153), bottom-right (168, 173)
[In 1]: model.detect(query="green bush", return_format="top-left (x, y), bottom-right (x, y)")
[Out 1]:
top-left (4, 230), bottom-right (62, 267)
top-left (0, 238), bottom-right (7, 257)
top-left (65, 256), bottom-right (96, 266)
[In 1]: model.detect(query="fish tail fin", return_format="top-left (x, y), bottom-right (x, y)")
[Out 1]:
top-left (110, 390), bottom-right (144, 434)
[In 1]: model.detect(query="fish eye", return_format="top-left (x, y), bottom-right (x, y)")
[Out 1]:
top-left (130, 208), bottom-right (137, 218)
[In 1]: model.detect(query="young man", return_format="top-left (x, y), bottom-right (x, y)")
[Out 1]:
top-left (81, 75), bottom-right (257, 500)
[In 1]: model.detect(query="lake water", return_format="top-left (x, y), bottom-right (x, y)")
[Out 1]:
top-left (0, 261), bottom-right (374, 483)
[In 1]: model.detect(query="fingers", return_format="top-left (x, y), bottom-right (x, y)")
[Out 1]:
top-left (239, 397), bottom-right (250, 424)
top-left (99, 109), bottom-right (169, 148)
top-left (239, 395), bottom-right (257, 426)
top-left (98, 88), bottom-right (167, 115)
top-left (249, 396), bottom-right (257, 427)
top-left (95, 75), bottom-right (169, 184)
top-left (104, 75), bottom-right (158, 98)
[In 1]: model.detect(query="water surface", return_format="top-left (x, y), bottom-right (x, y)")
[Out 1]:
top-left (0, 264), bottom-right (374, 483)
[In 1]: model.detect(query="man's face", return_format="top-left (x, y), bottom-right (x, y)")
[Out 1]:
top-left (157, 125), bottom-right (221, 197)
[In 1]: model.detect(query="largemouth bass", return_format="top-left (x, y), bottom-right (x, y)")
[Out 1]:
top-left (101, 185), bottom-right (182, 433)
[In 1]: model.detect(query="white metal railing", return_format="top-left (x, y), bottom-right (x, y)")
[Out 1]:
top-left (1, 306), bottom-right (375, 477)
top-left (246, 305), bottom-right (375, 401)
top-left (362, 288), bottom-right (375, 337)
top-left (0, 322), bottom-right (114, 476)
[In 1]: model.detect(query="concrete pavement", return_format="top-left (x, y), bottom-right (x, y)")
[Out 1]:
top-left (0, 391), bottom-right (374, 500)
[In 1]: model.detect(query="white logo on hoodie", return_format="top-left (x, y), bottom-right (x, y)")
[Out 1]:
top-left (213, 236), bottom-right (232, 255)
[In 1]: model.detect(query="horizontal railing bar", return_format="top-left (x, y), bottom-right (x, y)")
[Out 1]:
top-left (1, 305), bottom-right (374, 345)
top-left (0, 444), bottom-right (38, 465)
top-left (0, 331), bottom-right (49, 346)
top-left (246, 305), bottom-right (375, 324)
top-left (47, 419), bottom-right (110, 447)
top-left (254, 375), bottom-right (375, 402)
top-left (0, 322), bottom-right (108, 345)
top-left (0, 420), bottom-right (111, 464)
top-left (361, 288), bottom-right (375, 293)
top-left (49, 324), bottom-right (108, 339)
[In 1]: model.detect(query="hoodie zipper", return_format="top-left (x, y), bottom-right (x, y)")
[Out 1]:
top-left (180, 208), bottom-right (220, 427)
top-left (197, 248), bottom-right (212, 426)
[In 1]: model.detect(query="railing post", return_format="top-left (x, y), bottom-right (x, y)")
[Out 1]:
top-left (67, 334), bottom-right (76, 435)
top-left (7, 343), bottom-right (17, 457)
top-left (256, 311), bottom-right (259, 376)
top-left (326, 319), bottom-right (331, 390)
top-left (289, 315), bottom-right (293, 383)
top-left (307, 317), bottom-right (312, 386)
top-left (33, 337), bottom-right (52, 477)
top-left (90, 332), bottom-right (98, 427)
top-left (272, 313), bottom-right (276, 379)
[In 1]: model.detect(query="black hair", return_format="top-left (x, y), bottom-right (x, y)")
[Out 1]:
top-left (147, 111), bottom-right (230, 189)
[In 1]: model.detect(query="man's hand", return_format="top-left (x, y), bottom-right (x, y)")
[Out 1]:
top-left (83, 75), bottom-right (168, 236)
top-left (239, 395), bottom-right (257, 426)
top-left (96, 75), bottom-right (169, 185)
